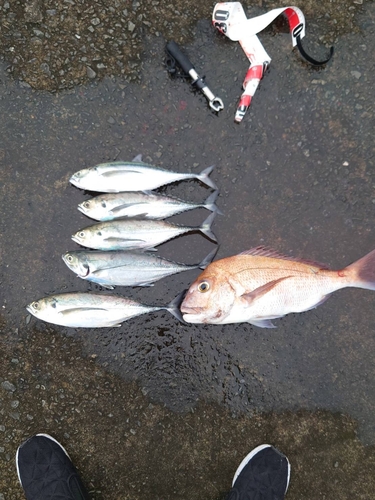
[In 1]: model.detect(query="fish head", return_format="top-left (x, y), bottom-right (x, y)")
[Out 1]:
top-left (78, 198), bottom-right (107, 219)
top-left (62, 252), bottom-right (89, 277)
top-left (77, 199), bottom-right (93, 215)
top-left (69, 168), bottom-right (92, 188)
top-left (72, 229), bottom-right (90, 246)
top-left (26, 299), bottom-right (43, 317)
top-left (180, 267), bottom-right (236, 323)
top-left (26, 296), bottom-right (57, 319)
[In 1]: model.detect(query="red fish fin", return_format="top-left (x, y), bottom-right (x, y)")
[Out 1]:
top-left (239, 246), bottom-right (290, 258)
top-left (343, 249), bottom-right (375, 290)
top-left (241, 276), bottom-right (291, 304)
top-left (239, 246), bottom-right (330, 269)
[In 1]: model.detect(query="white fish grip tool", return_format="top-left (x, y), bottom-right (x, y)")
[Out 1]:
top-left (212, 2), bottom-right (334, 123)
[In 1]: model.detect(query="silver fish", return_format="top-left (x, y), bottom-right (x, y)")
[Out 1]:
top-left (26, 291), bottom-right (184, 328)
top-left (62, 248), bottom-right (217, 288)
top-left (71, 212), bottom-right (217, 251)
top-left (70, 154), bottom-right (217, 192)
top-left (77, 190), bottom-right (223, 221)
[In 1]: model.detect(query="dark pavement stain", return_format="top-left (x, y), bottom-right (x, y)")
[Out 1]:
top-left (1, 329), bottom-right (375, 499)
top-left (0, 0), bottom-right (361, 90)
top-left (1, 0), bottom-right (375, 497)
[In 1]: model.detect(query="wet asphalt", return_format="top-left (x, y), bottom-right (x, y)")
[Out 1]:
top-left (1, 0), bottom-right (375, 498)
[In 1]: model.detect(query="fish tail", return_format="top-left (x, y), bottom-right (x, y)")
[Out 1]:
top-left (343, 248), bottom-right (375, 290)
top-left (203, 190), bottom-right (224, 215)
top-left (165, 291), bottom-right (186, 323)
top-left (197, 165), bottom-right (218, 190)
top-left (199, 247), bottom-right (218, 269)
top-left (199, 212), bottom-right (217, 243)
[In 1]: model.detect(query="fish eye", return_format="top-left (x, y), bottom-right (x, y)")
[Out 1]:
top-left (33, 301), bottom-right (39, 309)
top-left (198, 281), bottom-right (210, 293)
top-left (66, 255), bottom-right (73, 263)
top-left (83, 201), bottom-right (90, 208)
top-left (101, 202), bottom-right (106, 208)
top-left (97, 231), bottom-right (102, 236)
top-left (79, 231), bottom-right (85, 238)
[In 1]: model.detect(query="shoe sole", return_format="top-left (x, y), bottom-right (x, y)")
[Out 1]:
top-left (232, 443), bottom-right (291, 494)
top-left (16, 433), bottom-right (71, 488)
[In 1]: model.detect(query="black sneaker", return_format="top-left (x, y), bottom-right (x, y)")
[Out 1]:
top-left (16, 433), bottom-right (90, 500)
top-left (227, 444), bottom-right (290, 500)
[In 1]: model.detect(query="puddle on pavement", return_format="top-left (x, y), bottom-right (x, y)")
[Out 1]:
top-left (1, 1), bottom-right (375, 498)
top-left (1, 328), bottom-right (375, 499)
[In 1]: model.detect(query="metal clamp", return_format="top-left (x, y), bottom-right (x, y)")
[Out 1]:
top-left (166, 41), bottom-right (224, 112)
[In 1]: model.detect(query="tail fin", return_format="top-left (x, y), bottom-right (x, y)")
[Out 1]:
top-left (203, 190), bottom-right (223, 215)
top-left (344, 248), bottom-right (375, 290)
top-left (198, 212), bottom-right (217, 243)
top-left (197, 165), bottom-right (218, 190)
top-left (165, 290), bottom-right (187, 323)
top-left (198, 247), bottom-right (218, 269)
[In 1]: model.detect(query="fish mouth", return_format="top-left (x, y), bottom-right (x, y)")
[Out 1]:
top-left (62, 254), bottom-right (71, 266)
top-left (71, 235), bottom-right (82, 244)
top-left (69, 175), bottom-right (81, 186)
top-left (26, 304), bottom-right (36, 315)
top-left (181, 311), bottom-right (206, 324)
top-left (77, 204), bottom-right (86, 214)
top-left (180, 305), bottom-right (204, 315)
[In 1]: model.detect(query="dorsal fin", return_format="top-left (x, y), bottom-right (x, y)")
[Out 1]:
top-left (239, 246), bottom-right (330, 270)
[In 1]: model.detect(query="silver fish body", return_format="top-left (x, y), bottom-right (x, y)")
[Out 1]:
top-left (26, 292), bottom-right (184, 328)
top-left (70, 155), bottom-right (217, 192)
top-left (62, 248), bottom-right (217, 288)
top-left (77, 190), bottom-right (223, 221)
top-left (71, 212), bottom-right (217, 251)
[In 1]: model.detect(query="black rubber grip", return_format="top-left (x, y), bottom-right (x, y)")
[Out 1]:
top-left (166, 41), bottom-right (194, 74)
top-left (296, 36), bottom-right (334, 66)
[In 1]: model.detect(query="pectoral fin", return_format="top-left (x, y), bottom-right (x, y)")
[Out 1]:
top-left (241, 276), bottom-right (291, 304)
top-left (110, 202), bottom-right (149, 215)
top-left (104, 237), bottom-right (145, 243)
top-left (91, 265), bottom-right (128, 275)
top-left (248, 319), bottom-right (277, 329)
top-left (101, 169), bottom-right (141, 177)
top-left (60, 307), bottom-right (108, 316)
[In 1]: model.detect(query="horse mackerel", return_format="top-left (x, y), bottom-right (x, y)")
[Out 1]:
top-left (27, 291), bottom-right (184, 328)
top-left (77, 190), bottom-right (223, 221)
top-left (70, 154), bottom-right (218, 192)
top-left (71, 212), bottom-right (217, 251)
top-left (62, 248), bottom-right (218, 288)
